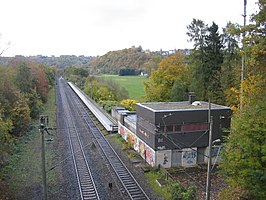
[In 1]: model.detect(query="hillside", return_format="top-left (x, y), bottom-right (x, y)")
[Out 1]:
top-left (89, 46), bottom-right (159, 74)
top-left (0, 55), bottom-right (95, 68)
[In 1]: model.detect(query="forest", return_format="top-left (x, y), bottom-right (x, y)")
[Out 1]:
top-left (0, 57), bottom-right (56, 167)
top-left (0, 55), bottom-right (94, 69)
top-left (88, 46), bottom-right (163, 75)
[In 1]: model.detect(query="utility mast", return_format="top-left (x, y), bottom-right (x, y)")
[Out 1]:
top-left (240, 0), bottom-right (247, 109)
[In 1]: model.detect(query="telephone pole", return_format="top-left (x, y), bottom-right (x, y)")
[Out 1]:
top-left (39, 115), bottom-right (49, 200)
top-left (205, 100), bottom-right (213, 200)
top-left (240, 0), bottom-right (247, 109)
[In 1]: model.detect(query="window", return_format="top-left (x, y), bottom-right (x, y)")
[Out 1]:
top-left (166, 125), bottom-right (173, 132)
top-left (174, 125), bottom-right (181, 132)
top-left (181, 123), bottom-right (208, 132)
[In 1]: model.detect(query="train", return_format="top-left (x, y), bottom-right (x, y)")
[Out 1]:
top-left (68, 81), bottom-right (118, 133)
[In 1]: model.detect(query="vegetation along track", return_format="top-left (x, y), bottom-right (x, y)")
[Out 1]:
top-left (59, 79), bottom-right (100, 200)
top-left (65, 80), bottom-right (150, 200)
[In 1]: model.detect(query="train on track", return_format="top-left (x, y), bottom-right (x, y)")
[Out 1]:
top-left (68, 82), bottom-right (118, 133)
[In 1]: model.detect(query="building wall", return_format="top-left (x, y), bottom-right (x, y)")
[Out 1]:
top-left (118, 104), bottom-right (229, 168)
top-left (118, 122), bottom-right (156, 167)
top-left (156, 150), bottom-right (172, 168)
top-left (119, 122), bottom-right (222, 168)
top-left (137, 107), bottom-right (231, 150)
top-left (136, 115), bottom-right (156, 149)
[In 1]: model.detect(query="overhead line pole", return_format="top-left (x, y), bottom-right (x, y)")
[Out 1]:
top-left (40, 118), bottom-right (48, 200)
top-left (240, 0), bottom-right (247, 110)
top-left (206, 99), bottom-right (212, 200)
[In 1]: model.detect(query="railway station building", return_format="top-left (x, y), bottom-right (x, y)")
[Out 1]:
top-left (112, 99), bottom-right (232, 168)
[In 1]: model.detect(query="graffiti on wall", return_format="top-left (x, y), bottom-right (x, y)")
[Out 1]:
top-left (182, 148), bottom-right (197, 167)
top-left (119, 124), bottom-right (126, 140)
top-left (156, 150), bottom-right (171, 168)
top-left (118, 122), bottom-right (155, 166)
top-left (139, 139), bottom-right (155, 166)
top-left (204, 146), bottom-right (222, 164)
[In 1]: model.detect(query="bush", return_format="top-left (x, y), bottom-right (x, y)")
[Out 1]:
top-left (171, 182), bottom-right (196, 200)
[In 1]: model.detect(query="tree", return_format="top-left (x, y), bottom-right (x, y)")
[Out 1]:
top-left (10, 95), bottom-right (31, 137)
top-left (203, 22), bottom-right (224, 103)
top-left (187, 20), bottom-right (224, 103)
top-left (0, 109), bottom-right (14, 166)
top-left (31, 64), bottom-right (49, 102)
top-left (220, 86), bottom-right (266, 199)
top-left (143, 54), bottom-right (162, 75)
top-left (187, 18), bottom-right (207, 50)
top-left (84, 76), bottom-right (129, 103)
top-left (221, 22), bottom-right (242, 108)
top-left (222, 22), bottom-right (241, 89)
top-left (170, 74), bottom-right (190, 101)
top-left (187, 19), bottom-right (208, 100)
top-left (45, 66), bottom-right (56, 87)
top-left (120, 99), bottom-right (137, 111)
top-left (15, 62), bottom-right (32, 94)
top-left (221, 1), bottom-right (266, 199)
top-left (144, 52), bottom-right (188, 102)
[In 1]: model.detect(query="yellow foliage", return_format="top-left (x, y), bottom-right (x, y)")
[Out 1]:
top-left (145, 52), bottom-right (188, 101)
top-left (241, 74), bottom-right (266, 107)
top-left (120, 99), bottom-right (137, 111)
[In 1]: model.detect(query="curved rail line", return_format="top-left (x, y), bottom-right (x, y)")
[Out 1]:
top-left (67, 82), bottom-right (150, 200)
top-left (59, 79), bottom-right (100, 200)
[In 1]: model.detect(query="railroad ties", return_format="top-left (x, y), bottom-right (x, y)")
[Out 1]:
top-left (70, 86), bottom-right (150, 200)
top-left (59, 79), bottom-right (100, 200)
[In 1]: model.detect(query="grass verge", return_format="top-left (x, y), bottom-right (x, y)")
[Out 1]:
top-left (145, 170), bottom-right (172, 200)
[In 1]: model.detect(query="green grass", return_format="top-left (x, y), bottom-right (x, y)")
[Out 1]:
top-left (145, 171), bottom-right (172, 200)
top-left (100, 74), bottom-right (147, 100)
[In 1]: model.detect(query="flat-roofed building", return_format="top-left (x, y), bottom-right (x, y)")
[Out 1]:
top-left (114, 100), bottom-right (232, 168)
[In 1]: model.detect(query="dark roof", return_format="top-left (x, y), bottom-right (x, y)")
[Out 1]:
top-left (137, 101), bottom-right (230, 112)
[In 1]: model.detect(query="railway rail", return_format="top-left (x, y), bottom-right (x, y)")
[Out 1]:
top-left (59, 79), bottom-right (100, 200)
top-left (68, 82), bottom-right (118, 133)
top-left (67, 82), bottom-right (150, 200)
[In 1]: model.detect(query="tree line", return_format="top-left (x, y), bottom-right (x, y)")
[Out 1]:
top-left (0, 55), bottom-right (94, 69)
top-left (144, 1), bottom-right (266, 199)
top-left (88, 46), bottom-right (162, 75)
top-left (144, 20), bottom-right (240, 106)
top-left (0, 58), bottom-right (56, 166)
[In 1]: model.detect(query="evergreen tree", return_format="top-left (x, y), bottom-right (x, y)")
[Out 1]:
top-left (203, 22), bottom-right (224, 103)
top-left (187, 19), bottom-right (208, 100)
top-left (187, 21), bottom-right (224, 103)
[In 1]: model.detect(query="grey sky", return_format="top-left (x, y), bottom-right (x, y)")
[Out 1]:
top-left (0, 0), bottom-right (258, 57)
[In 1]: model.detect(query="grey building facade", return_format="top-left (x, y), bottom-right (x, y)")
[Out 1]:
top-left (114, 100), bottom-right (232, 168)
top-left (136, 101), bottom-right (231, 151)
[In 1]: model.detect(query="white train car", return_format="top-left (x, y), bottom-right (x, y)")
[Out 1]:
top-left (68, 82), bottom-right (117, 133)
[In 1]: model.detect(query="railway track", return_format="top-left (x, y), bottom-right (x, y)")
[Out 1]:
top-left (67, 83), bottom-right (150, 200)
top-left (59, 80), bottom-right (100, 200)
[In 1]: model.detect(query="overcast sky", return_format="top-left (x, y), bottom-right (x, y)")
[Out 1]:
top-left (0, 0), bottom-right (258, 57)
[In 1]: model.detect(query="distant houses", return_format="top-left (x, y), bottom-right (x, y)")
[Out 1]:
top-left (145, 49), bottom-right (191, 56)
